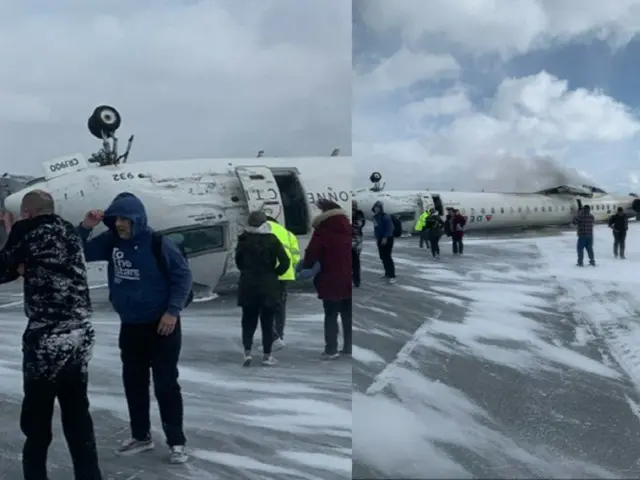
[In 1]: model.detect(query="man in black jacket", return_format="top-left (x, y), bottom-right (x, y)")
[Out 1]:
top-left (608, 207), bottom-right (629, 259)
top-left (0, 190), bottom-right (101, 480)
top-left (235, 211), bottom-right (290, 366)
top-left (351, 200), bottom-right (365, 288)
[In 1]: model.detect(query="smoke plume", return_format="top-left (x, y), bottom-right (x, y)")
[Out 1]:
top-left (439, 153), bottom-right (593, 192)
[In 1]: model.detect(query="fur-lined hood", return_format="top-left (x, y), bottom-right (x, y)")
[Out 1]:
top-left (312, 208), bottom-right (348, 228)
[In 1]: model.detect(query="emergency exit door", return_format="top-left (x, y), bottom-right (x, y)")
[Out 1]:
top-left (235, 166), bottom-right (286, 225)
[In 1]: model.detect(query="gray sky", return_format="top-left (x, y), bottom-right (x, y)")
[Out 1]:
top-left (0, 0), bottom-right (351, 176)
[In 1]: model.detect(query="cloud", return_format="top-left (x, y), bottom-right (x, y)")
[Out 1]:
top-left (0, 0), bottom-right (351, 174)
top-left (353, 0), bottom-right (640, 191)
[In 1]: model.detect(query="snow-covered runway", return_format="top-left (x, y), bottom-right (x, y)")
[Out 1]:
top-left (0, 279), bottom-right (351, 479)
top-left (353, 225), bottom-right (640, 479)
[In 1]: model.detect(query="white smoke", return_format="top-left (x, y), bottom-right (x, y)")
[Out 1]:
top-left (434, 153), bottom-right (594, 193)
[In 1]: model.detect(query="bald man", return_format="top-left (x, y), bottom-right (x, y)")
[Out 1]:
top-left (0, 190), bottom-right (102, 479)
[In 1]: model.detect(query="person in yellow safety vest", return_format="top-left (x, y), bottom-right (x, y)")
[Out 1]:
top-left (266, 216), bottom-right (300, 351)
top-left (415, 209), bottom-right (431, 249)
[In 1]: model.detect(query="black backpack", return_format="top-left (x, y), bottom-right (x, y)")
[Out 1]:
top-left (390, 214), bottom-right (403, 238)
top-left (109, 232), bottom-right (195, 308)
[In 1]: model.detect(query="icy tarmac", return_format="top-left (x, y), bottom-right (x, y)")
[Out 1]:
top-left (0, 272), bottom-right (351, 479)
top-left (353, 224), bottom-right (640, 479)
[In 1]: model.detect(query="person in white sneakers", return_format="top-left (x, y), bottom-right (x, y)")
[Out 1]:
top-left (77, 193), bottom-right (192, 464)
top-left (235, 211), bottom-right (290, 366)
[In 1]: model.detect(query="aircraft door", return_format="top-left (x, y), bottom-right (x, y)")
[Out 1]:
top-left (418, 195), bottom-right (433, 212)
top-left (235, 166), bottom-right (285, 225)
top-left (431, 194), bottom-right (444, 215)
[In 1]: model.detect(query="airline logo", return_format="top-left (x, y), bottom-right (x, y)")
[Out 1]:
top-left (485, 215), bottom-right (493, 221)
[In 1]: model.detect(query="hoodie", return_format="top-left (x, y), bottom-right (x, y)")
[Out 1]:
top-left (77, 192), bottom-right (193, 323)
top-left (372, 201), bottom-right (393, 239)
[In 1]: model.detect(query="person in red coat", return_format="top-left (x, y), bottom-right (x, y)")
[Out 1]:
top-left (302, 199), bottom-right (352, 358)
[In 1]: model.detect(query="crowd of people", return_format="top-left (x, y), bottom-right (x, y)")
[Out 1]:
top-left (349, 200), bottom-right (633, 285)
top-left (0, 189), bottom-right (353, 479)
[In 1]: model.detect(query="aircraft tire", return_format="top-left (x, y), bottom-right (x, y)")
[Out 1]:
top-left (88, 105), bottom-right (121, 139)
top-left (370, 171), bottom-right (382, 183)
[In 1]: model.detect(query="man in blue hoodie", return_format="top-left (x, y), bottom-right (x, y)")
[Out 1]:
top-left (77, 192), bottom-right (193, 464)
top-left (372, 200), bottom-right (396, 283)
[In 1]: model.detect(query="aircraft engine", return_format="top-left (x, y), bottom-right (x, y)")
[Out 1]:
top-left (370, 171), bottom-right (382, 183)
top-left (87, 105), bottom-right (121, 140)
top-left (632, 197), bottom-right (640, 214)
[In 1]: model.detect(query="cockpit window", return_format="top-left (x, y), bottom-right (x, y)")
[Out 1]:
top-left (159, 224), bottom-right (225, 256)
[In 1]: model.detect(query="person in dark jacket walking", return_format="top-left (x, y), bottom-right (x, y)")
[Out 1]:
top-left (0, 190), bottom-right (102, 480)
top-left (303, 199), bottom-right (352, 358)
top-left (372, 200), bottom-right (396, 283)
top-left (424, 210), bottom-right (444, 258)
top-left (351, 200), bottom-right (365, 288)
top-left (235, 211), bottom-right (290, 366)
top-left (573, 205), bottom-right (596, 266)
top-left (451, 209), bottom-right (466, 255)
top-left (608, 207), bottom-right (628, 259)
top-left (77, 192), bottom-right (193, 464)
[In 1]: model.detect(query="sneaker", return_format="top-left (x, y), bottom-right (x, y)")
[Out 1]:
top-left (321, 352), bottom-right (340, 360)
top-left (387, 278), bottom-right (397, 284)
top-left (576, 263), bottom-right (583, 267)
top-left (340, 349), bottom-right (352, 357)
top-left (168, 445), bottom-right (189, 464)
top-left (262, 354), bottom-right (277, 366)
top-left (272, 338), bottom-right (285, 351)
top-left (589, 261), bottom-right (596, 266)
top-left (115, 437), bottom-right (154, 456)
top-left (242, 351), bottom-right (252, 367)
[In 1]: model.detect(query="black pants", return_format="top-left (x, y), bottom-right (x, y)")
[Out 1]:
top-left (377, 238), bottom-right (395, 278)
top-left (613, 231), bottom-right (626, 257)
top-left (429, 234), bottom-right (440, 257)
top-left (322, 298), bottom-right (352, 354)
top-left (452, 234), bottom-right (464, 254)
top-left (242, 305), bottom-right (276, 355)
top-left (419, 230), bottom-right (430, 248)
top-left (273, 281), bottom-right (288, 340)
top-left (352, 247), bottom-right (361, 287)
top-left (21, 357), bottom-right (102, 480)
top-left (119, 320), bottom-right (186, 447)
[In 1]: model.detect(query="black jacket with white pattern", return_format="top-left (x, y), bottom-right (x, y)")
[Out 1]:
top-left (0, 214), bottom-right (94, 379)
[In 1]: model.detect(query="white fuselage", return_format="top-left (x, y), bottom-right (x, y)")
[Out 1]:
top-left (4, 156), bottom-right (354, 289)
top-left (354, 189), bottom-right (637, 232)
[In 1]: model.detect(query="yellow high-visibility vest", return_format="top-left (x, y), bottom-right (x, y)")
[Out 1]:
top-left (415, 211), bottom-right (430, 232)
top-left (267, 220), bottom-right (300, 281)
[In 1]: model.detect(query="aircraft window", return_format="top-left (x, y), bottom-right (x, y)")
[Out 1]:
top-left (490, 207), bottom-right (495, 214)
top-left (541, 206), bottom-right (545, 212)
top-left (160, 225), bottom-right (225, 256)
top-left (526, 206), bottom-right (530, 212)
top-left (517, 206), bottom-right (522, 213)
top-left (460, 208), bottom-right (466, 214)
top-left (480, 208), bottom-right (485, 214)
top-left (562, 206), bottom-right (565, 211)
top-left (500, 207), bottom-right (504, 214)
top-left (534, 207), bottom-right (538, 212)
top-left (470, 208), bottom-right (475, 214)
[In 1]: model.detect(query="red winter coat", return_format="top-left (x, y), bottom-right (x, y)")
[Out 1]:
top-left (452, 213), bottom-right (466, 237)
top-left (303, 209), bottom-right (352, 301)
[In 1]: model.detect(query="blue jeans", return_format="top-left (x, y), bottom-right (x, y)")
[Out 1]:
top-left (577, 236), bottom-right (594, 265)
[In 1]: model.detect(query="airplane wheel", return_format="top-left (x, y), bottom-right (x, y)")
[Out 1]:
top-left (370, 171), bottom-right (382, 183)
top-left (88, 105), bottom-right (121, 139)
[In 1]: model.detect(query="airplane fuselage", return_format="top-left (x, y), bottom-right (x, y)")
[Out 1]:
top-left (354, 189), bottom-right (637, 232)
top-left (4, 155), bottom-right (354, 289)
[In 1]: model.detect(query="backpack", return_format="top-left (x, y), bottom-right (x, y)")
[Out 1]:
top-left (390, 214), bottom-right (403, 238)
top-left (109, 232), bottom-right (195, 308)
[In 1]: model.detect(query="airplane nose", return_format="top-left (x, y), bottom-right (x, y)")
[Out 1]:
top-left (4, 192), bottom-right (21, 216)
